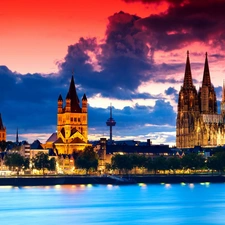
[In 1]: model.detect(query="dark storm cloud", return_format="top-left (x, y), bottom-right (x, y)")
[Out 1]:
top-left (0, 66), bottom-right (70, 134)
top-left (210, 54), bottom-right (225, 60)
top-left (59, 2), bottom-right (225, 99)
top-left (132, 0), bottom-right (225, 51)
top-left (131, 92), bottom-right (155, 99)
top-left (59, 12), bottom-right (154, 99)
top-left (0, 66), bottom-right (66, 104)
top-left (123, 0), bottom-right (184, 5)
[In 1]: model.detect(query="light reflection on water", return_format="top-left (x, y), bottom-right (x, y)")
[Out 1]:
top-left (0, 183), bottom-right (225, 225)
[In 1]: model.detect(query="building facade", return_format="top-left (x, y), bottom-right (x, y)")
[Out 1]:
top-left (176, 51), bottom-right (225, 148)
top-left (54, 75), bottom-right (91, 154)
top-left (0, 114), bottom-right (6, 141)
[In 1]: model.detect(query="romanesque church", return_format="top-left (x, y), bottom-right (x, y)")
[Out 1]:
top-left (45, 75), bottom-right (91, 154)
top-left (176, 51), bottom-right (225, 148)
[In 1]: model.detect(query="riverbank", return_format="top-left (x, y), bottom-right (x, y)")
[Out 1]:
top-left (0, 174), bottom-right (225, 186)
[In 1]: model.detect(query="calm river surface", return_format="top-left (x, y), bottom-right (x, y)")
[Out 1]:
top-left (0, 183), bottom-right (225, 225)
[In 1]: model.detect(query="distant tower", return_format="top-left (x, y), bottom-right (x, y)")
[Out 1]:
top-left (0, 113), bottom-right (6, 141)
top-left (106, 104), bottom-right (116, 143)
top-left (16, 128), bottom-right (19, 144)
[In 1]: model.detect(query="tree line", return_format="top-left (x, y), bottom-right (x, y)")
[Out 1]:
top-left (72, 147), bottom-right (225, 175)
top-left (109, 151), bottom-right (225, 174)
top-left (4, 152), bottom-right (56, 175)
top-left (2, 145), bottom-right (225, 175)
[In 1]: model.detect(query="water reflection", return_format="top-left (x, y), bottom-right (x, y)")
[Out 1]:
top-left (0, 183), bottom-right (224, 225)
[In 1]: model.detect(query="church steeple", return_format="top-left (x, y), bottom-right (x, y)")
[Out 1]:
top-left (202, 52), bottom-right (211, 87)
top-left (183, 51), bottom-right (193, 88)
top-left (0, 114), bottom-right (4, 130)
top-left (0, 113), bottom-right (6, 141)
top-left (176, 51), bottom-right (199, 148)
top-left (16, 128), bottom-right (19, 144)
top-left (66, 75), bottom-right (81, 112)
top-left (199, 52), bottom-right (217, 114)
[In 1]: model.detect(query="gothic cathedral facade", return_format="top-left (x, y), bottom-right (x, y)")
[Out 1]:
top-left (176, 51), bottom-right (225, 148)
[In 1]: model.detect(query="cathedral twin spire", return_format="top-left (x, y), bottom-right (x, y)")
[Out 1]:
top-left (180, 51), bottom-right (217, 115)
top-left (183, 51), bottom-right (212, 89)
top-left (202, 52), bottom-right (211, 87)
top-left (183, 51), bottom-right (194, 88)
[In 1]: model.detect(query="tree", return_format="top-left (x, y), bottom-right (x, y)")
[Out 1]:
top-left (111, 154), bottom-right (133, 174)
top-left (144, 157), bottom-right (153, 173)
top-left (207, 156), bottom-right (221, 174)
top-left (167, 157), bottom-right (181, 173)
top-left (130, 154), bottom-right (147, 173)
top-left (181, 153), bottom-right (205, 172)
top-left (207, 152), bottom-right (225, 174)
top-left (4, 153), bottom-right (28, 174)
top-left (23, 158), bottom-right (30, 170)
top-left (75, 147), bottom-right (98, 174)
top-left (105, 163), bottom-right (112, 172)
top-left (0, 141), bottom-right (16, 152)
top-left (32, 152), bottom-right (55, 174)
top-left (49, 158), bottom-right (56, 171)
top-left (152, 156), bottom-right (168, 174)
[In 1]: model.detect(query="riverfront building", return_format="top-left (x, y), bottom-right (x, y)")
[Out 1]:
top-left (176, 52), bottom-right (225, 148)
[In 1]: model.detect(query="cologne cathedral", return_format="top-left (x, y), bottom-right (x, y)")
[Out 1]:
top-left (176, 51), bottom-right (225, 148)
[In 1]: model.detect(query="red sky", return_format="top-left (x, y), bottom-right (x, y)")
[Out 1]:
top-left (1, 0), bottom-right (168, 74)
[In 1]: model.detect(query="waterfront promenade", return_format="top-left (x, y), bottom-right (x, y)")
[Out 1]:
top-left (0, 174), bottom-right (225, 186)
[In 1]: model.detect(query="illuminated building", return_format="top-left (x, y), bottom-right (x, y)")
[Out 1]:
top-left (0, 113), bottom-right (6, 141)
top-left (46, 75), bottom-right (91, 155)
top-left (176, 51), bottom-right (225, 148)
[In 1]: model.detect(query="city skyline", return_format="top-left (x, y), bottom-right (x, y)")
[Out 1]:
top-left (1, 0), bottom-right (225, 145)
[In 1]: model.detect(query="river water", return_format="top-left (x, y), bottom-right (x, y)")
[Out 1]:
top-left (0, 183), bottom-right (224, 225)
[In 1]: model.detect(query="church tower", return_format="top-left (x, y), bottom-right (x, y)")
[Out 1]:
top-left (55, 75), bottom-right (90, 154)
top-left (176, 51), bottom-right (199, 148)
top-left (0, 114), bottom-right (6, 141)
top-left (198, 52), bottom-right (217, 114)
